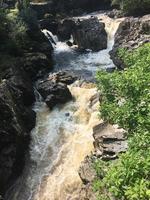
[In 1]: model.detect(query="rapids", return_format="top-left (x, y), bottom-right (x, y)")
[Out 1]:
top-left (5, 13), bottom-right (123, 200)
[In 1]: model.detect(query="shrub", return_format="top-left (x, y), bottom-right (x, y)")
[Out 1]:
top-left (111, 0), bottom-right (150, 15)
top-left (95, 43), bottom-right (150, 200)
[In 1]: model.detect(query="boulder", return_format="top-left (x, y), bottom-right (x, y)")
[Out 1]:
top-left (107, 9), bottom-right (124, 19)
top-left (73, 17), bottom-right (107, 51)
top-left (23, 52), bottom-right (52, 80)
top-left (48, 71), bottom-right (77, 85)
top-left (37, 72), bottom-right (74, 109)
top-left (57, 19), bottom-right (75, 41)
top-left (79, 156), bottom-right (96, 184)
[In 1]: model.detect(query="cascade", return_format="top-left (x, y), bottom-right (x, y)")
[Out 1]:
top-left (5, 13), bottom-right (123, 200)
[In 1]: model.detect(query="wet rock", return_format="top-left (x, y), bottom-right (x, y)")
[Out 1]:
top-left (37, 76), bottom-right (72, 109)
top-left (111, 15), bottom-right (150, 69)
top-left (48, 71), bottom-right (77, 85)
top-left (65, 112), bottom-right (70, 117)
top-left (66, 41), bottom-right (73, 47)
top-left (39, 18), bottom-right (58, 34)
top-left (57, 19), bottom-right (76, 41)
top-left (23, 52), bottom-right (52, 80)
top-left (73, 17), bottom-right (107, 51)
top-left (107, 9), bottom-right (124, 19)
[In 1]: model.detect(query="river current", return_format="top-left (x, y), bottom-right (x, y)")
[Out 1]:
top-left (6, 13), bottom-right (123, 200)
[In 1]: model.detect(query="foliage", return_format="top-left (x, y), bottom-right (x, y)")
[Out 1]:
top-left (0, 8), bottom-right (29, 54)
top-left (94, 43), bottom-right (150, 200)
top-left (111, 0), bottom-right (150, 15)
top-left (0, 0), bottom-right (38, 54)
top-left (96, 43), bottom-right (150, 133)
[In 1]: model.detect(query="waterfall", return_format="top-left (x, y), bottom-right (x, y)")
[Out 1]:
top-left (5, 13), bottom-right (123, 200)
top-left (42, 29), bottom-right (58, 48)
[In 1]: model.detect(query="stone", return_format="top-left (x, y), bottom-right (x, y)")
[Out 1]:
top-left (48, 71), bottom-right (77, 85)
top-left (72, 17), bottom-right (107, 51)
top-left (37, 78), bottom-right (72, 109)
top-left (23, 52), bottom-right (52, 80)
top-left (79, 156), bottom-right (96, 184)
top-left (57, 19), bottom-right (75, 41)
top-left (93, 122), bottom-right (128, 160)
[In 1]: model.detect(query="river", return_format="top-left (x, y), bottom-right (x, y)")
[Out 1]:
top-left (5, 13), bottom-right (123, 200)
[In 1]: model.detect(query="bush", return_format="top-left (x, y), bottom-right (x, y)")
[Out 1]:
top-left (94, 43), bottom-right (150, 200)
top-left (9, 17), bottom-right (28, 48)
top-left (111, 0), bottom-right (150, 15)
top-left (0, 8), bottom-right (28, 54)
top-left (96, 43), bottom-right (150, 133)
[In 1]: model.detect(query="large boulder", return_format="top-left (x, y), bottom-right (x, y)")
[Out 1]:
top-left (73, 17), bottom-right (107, 51)
top-left (110, 15), bottom-right (150, 69)
top-left (23, 52), bottom-right (52, 80)
top-left (37, 72), bottom-right (74, 109)
top-left (57, 19), bottom-right (76, 41)
top-left (48, 71), bottom-right (77, 84)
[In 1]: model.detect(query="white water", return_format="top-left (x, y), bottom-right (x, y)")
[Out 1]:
top-left (6, 14), bottom-right (123, 200)
top-left (46, 14), bottom-right (123, 81)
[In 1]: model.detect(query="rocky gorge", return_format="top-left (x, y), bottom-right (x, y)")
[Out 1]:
top-left (0, 1), bottom-right (150, 200)
top-left (0, 21), bottom-right (54, 196)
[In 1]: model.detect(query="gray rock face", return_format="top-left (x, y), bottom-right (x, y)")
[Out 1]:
top-left (0, 66), bottom-right (36, 195)
top-left (110, 15), bottom-right (150, 69)
top-left (73, 17), bottom-right (107, 51)
top-left (93, 122), bottom-right (128, 160)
